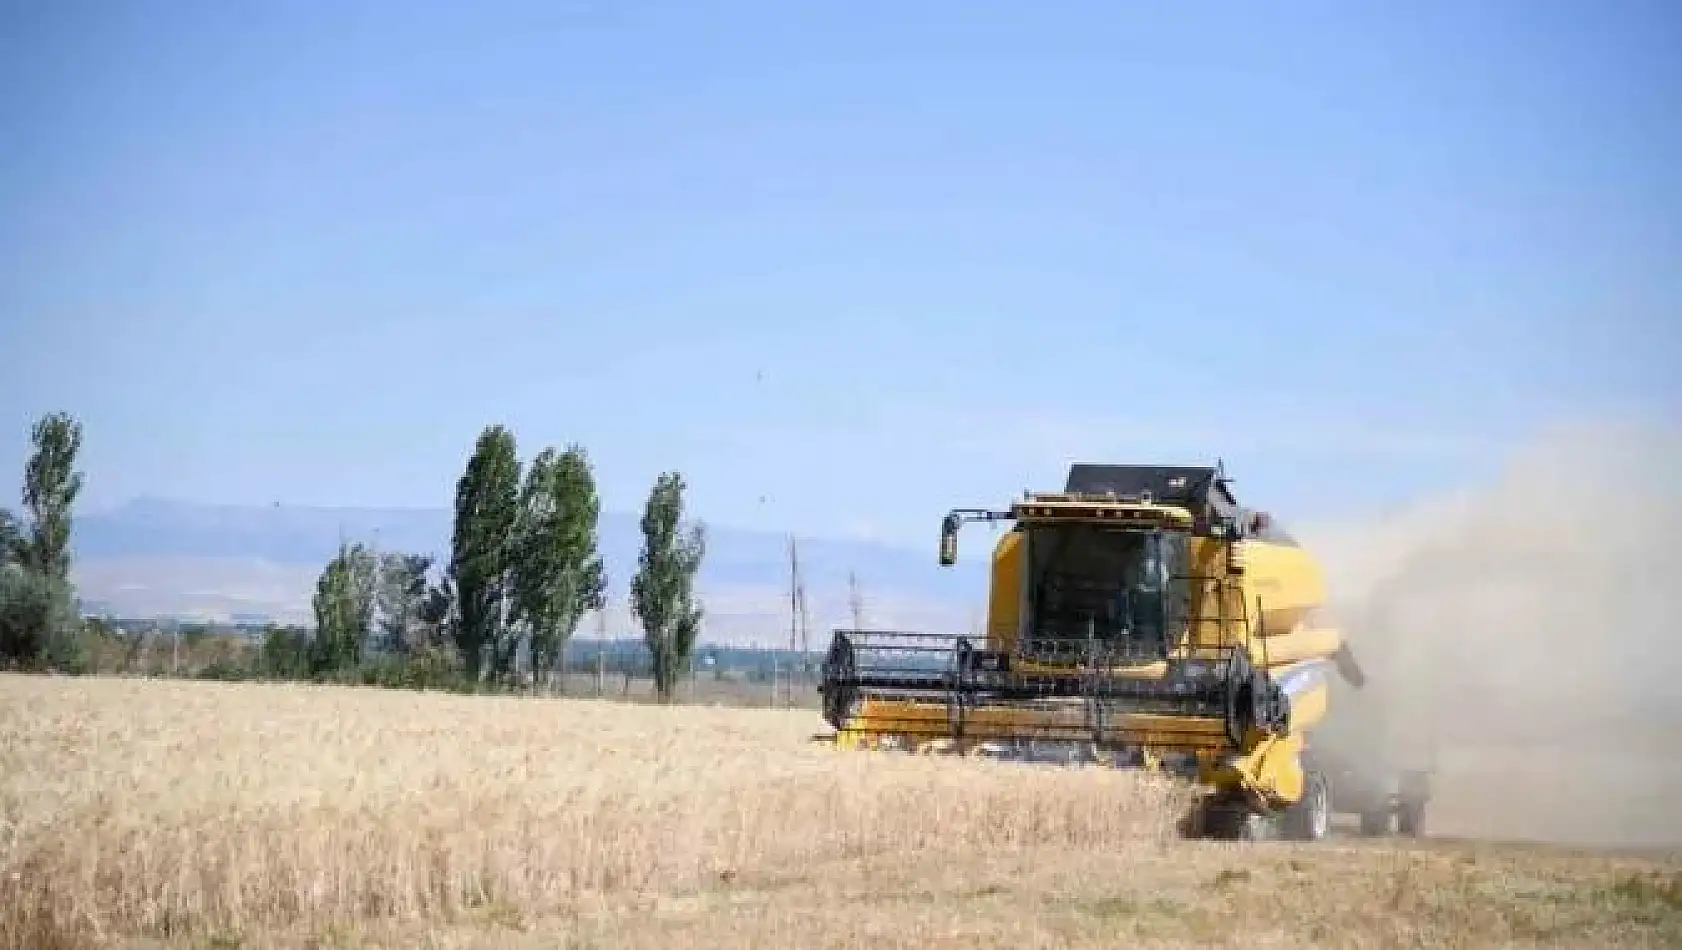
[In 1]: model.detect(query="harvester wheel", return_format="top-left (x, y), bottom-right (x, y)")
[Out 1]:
top-left (1188, 800), bottom-right (1275, 841)
top-left (1358, 808), bottom-right (1392, 837)
top-left (1282, 770), bottom-right (1331, 842)
top-left (1397, 800), bottom-right (1425, 837)
top-left (1397, 771), bottom-right (1430, 838)
top-left (1235, 812), bottom-right (1276, 842)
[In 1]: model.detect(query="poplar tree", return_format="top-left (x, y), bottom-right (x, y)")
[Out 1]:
top-left (448, 425), bottom-right (521, 680)
top-left (629, 471), bottom-right (705, 703)
top-left (310, 542), bottom-right (377, 672)
top-left (0, 412), bottom-right (85, 669)
top-left (513, 444), bottom-right (607, 692)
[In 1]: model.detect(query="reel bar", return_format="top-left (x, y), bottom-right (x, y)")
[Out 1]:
top-left (820, 629), bottom-right (1290, 751)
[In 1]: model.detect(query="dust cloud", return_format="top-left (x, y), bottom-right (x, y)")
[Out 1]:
top-left (1299, 419), bottom-right (1682, 850)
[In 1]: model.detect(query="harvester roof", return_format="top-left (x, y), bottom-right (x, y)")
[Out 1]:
top-left (1062, 463), bottom-right (1297, 545)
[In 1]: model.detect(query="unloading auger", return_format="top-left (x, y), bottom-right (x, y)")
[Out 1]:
top-left (816, 463), bottom-right (1431, 841)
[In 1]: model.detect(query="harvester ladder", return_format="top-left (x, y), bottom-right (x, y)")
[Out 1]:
top-left (1083, 615), bottom-right (1105, 748)
top-left (1216, 573), bottom-right (1234, 649)
top-left (1222, 576), bottom-right (1255, 654)
top-left (947, 637), bottom-right (972, 745)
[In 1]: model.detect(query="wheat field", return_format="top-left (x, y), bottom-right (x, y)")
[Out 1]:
top-left (2, 674), bottom-right (1678, 949)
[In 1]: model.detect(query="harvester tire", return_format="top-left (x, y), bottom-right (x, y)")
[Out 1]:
top-left (1397, 800), bottom-right (1425, 838)
top-left (1190, 800), bottom-right (1276, 842)
top-left (1236, 813), bottom-right (1276, 842)
top-left (1358, 808), bottom-right (1392, 837)
top-left (1282, 770), bottom-right (1331, 842)
top-left (1397, 771), bottom-right (1430, 838)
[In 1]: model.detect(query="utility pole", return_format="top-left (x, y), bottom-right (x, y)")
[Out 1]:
top-left (595, 609), bottom-right (606, 697)
top-left (787, 536), bottom-right (798, 706)
top-left (787, 535), bottom-right (810, 706)
top-left (370, 524), bottom-right (384, 657)
top-left (797, 561), bottom-right (809, 699)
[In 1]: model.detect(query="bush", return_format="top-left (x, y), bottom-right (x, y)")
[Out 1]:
top-left (197, 660), bottom-right (252, 682)
top-left (0, 565), bottom-right (83, 672)
top-left (333, 645), bottom-right (474, 693)
top-left (257, 626), bottom-right (312, 679)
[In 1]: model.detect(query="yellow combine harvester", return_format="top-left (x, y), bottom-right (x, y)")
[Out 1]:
top-left (817, 463), bottom-right (1431, 841)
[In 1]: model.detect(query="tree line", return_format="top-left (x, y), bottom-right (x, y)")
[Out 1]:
top-left (307, 424), bottom-right (708, 702)
top-left (0, 413), bottom-right (709, 703)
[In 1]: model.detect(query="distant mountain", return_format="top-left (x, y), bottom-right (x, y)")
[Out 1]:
top-left (67, 497), bottom-right (990, 645)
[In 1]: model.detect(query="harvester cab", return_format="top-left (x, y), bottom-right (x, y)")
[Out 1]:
top-left (817, 462), bottom-right (1431, 841)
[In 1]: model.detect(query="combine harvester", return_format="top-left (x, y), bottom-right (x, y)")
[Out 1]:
top-left (816, 463), bottom-right (1432, 841)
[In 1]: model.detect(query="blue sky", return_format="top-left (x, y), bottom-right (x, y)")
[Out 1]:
top-left (2, 0), bottom-right (1678, 548)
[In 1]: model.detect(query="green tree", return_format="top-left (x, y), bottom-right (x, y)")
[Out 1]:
top-left (629, 471), bottom-right (706, 703)
top-left (0, 567), bottom-right (76, 670)
top-left (512, 445), bottom-right (608, 692)
top-left (310, 541), bottom-right (378, 673)
top-left (21, 412), bottom-right (83, 580)
top-left (448, 425), bottom-right (521, 681)
top-left (0, 412), bottom-right (86, 670)
top-left (418, 572), bottom-right (455, 648)
top-left (0, 511), bottom-right (27, 665)
top-left (259, 624), bottom-right (312, 679)
top-left (0, 510), bottom-right (23, 565)
top-left (376, 552), bottom-right (435, 654)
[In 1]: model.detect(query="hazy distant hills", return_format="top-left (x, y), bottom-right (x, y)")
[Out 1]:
top-left (67, 497), bottom-right (989, 646)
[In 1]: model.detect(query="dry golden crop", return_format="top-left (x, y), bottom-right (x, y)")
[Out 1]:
top-left (3, 674), bottom-right (1678, 949)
